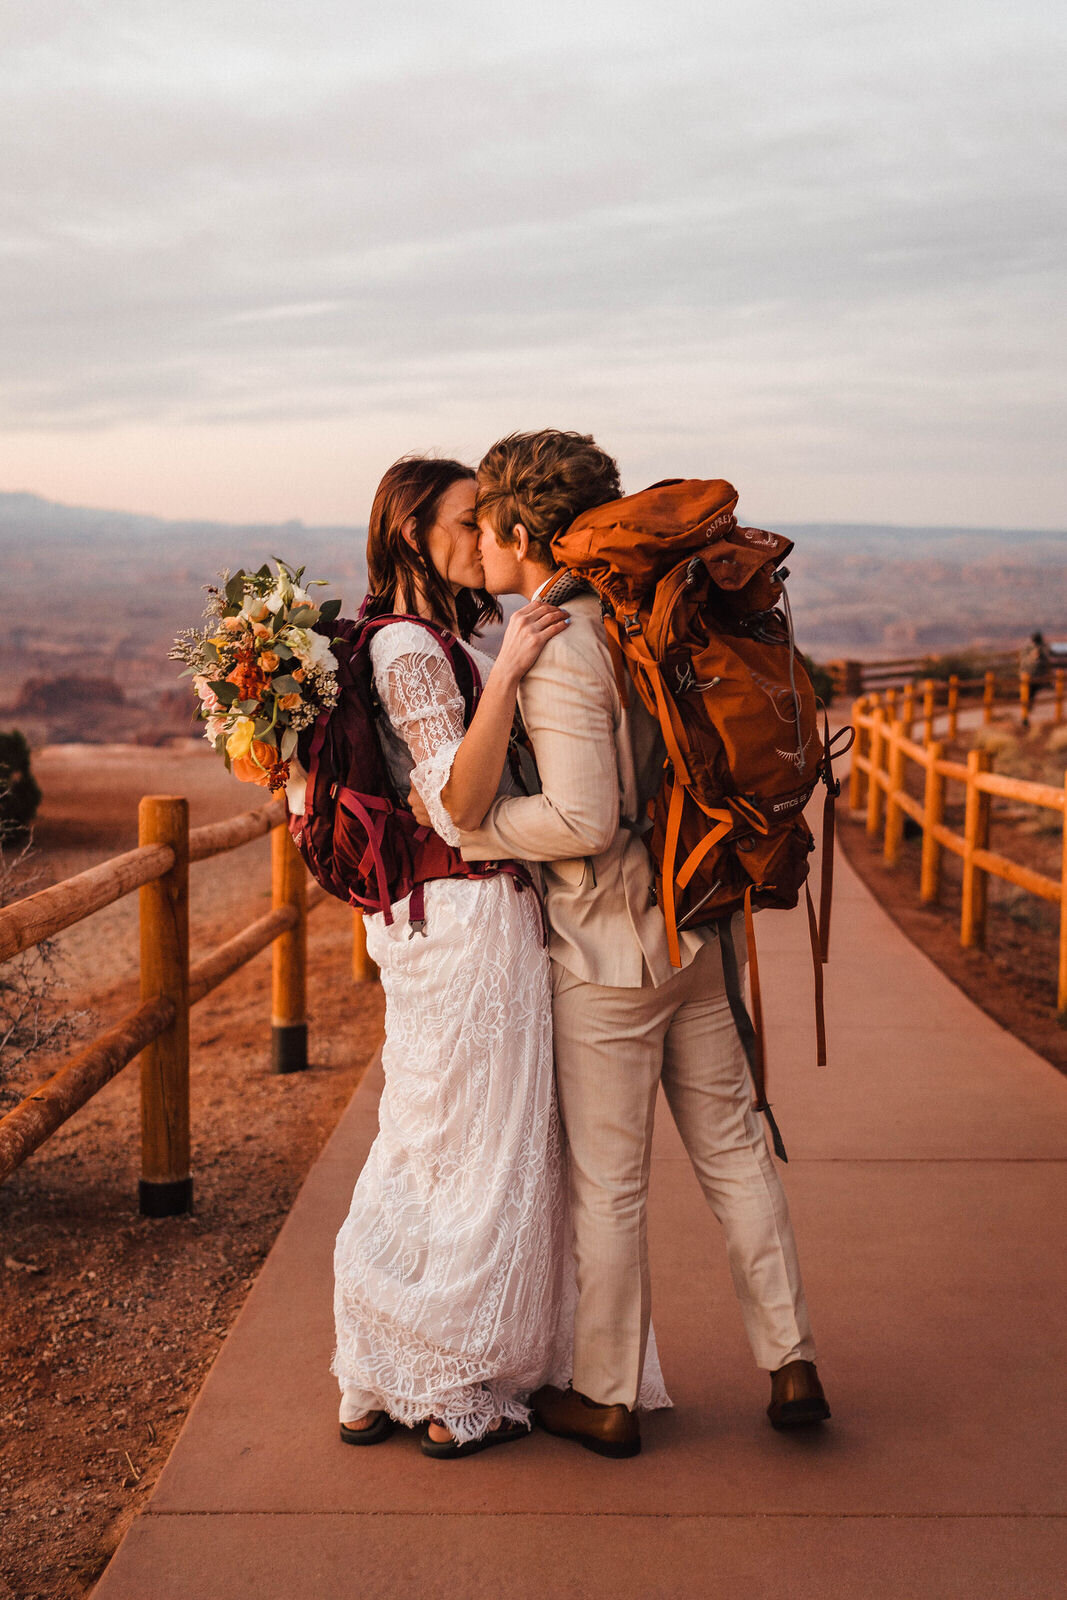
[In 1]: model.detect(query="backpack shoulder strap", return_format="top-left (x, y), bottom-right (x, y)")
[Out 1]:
top-left (359, 611), bottom-right (483, 720)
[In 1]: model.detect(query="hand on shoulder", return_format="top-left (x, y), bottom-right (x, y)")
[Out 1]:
top-left (494, 601), bottom-right (571, 685)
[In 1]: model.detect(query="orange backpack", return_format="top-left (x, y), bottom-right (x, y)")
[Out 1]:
top-left (552, 478), bottom-right (851, 1159)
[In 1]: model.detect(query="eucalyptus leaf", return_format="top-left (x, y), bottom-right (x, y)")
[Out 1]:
top-left (211, 681), bottom-right (239, 704)
top-left (272, 642), bottom-right (294, 660)
top-left (225, 574), bottom-right (245, 606)
top-left (280, 726), bottom-right (298, 759)
top-left (288, 605), bottom-right (317, 627)
top-left (318, 597), bottom-right (342, 624)
top-left (270, 674), bottom-right (301, 694)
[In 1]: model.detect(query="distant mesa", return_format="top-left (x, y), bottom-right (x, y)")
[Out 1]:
top-left (15, 676), bottom-right (127, 715)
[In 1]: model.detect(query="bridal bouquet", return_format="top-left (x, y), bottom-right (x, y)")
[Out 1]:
top-left (171, 559), bottom-right (341, 790)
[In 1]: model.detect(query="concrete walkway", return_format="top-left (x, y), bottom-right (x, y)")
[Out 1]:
top-left (92, 838), bottom-right (1067, 1599)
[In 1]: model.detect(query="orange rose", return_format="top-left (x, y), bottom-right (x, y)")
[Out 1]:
top-left (278, 692), bottom-right (301, 711)
top-left (291, 667), bottom-right (305, 682)
top-left (227, 660), bottom-right (269, 699)
top-left (260, 650), bottom-right (280, 672)
top-left (230, 739), bottom-right (281, 788)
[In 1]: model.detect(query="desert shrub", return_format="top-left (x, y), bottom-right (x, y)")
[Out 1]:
top-left (973, 727), bottom-right (1017, 758)
top-left (0, 730), bottom-right (41, 833)
top-left (0, 799), bottom-right (87, 1092)
top-left (802, 656), bottom-right (834, 708)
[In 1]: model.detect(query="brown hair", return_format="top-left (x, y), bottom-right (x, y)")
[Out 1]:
top-left (476, 430), bottom-right (621, 564)
top-left (364, 456), bottom-right (501, 639)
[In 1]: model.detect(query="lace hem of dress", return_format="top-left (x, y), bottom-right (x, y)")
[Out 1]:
top-left (337, 1377), bottom-right (531, 1444)
top-left (411, 738), bottom-right (464, 846)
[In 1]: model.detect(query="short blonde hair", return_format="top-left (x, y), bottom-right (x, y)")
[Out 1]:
top-left (477, 430), bottom-right (621, 564)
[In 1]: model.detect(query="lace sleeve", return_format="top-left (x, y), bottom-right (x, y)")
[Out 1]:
top-left (370, 623), bottom-right (467, 847)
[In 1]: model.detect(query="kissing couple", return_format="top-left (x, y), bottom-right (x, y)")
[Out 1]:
top-left (317, 429), bottom-right (828, 1459)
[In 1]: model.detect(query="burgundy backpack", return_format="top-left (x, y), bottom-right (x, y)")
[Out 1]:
top-left (289, 607), bottom-right (524, 933)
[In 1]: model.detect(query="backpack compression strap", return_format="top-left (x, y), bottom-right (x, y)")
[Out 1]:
top-left (718, 895), bottom-right (787, 1163)
top-left (817, 717), bottom-right (855, 962)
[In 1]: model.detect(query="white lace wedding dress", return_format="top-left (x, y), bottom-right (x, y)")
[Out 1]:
top-left (331, 621), bottom-right (669, 1443)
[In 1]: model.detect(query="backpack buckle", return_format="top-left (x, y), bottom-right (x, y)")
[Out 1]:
top-left (408, 918), bottom-right (427, 939)
top-left (622, 614), bottom-right (642, 636)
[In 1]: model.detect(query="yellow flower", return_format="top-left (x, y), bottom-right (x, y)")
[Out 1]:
top-left (226, 718), bottom-right (256, 760)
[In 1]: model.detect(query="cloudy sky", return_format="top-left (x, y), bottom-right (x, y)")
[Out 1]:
top-left (1, 0), bottom-right (1063, 528)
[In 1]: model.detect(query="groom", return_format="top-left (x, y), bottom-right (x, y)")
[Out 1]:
top-left (459, 429), bottom-right (829, 1457)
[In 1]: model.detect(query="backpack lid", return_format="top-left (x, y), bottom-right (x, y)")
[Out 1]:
top-left (552, 478), bottom-right (794, 613)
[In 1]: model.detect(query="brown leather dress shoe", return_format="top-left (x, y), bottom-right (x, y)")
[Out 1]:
top-left (532, 1384), bottom-right (641, 1458)
top-left (767, 1360), bottom-right (831, 1429)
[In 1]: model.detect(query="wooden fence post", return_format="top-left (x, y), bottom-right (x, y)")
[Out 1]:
top-left (1054, 669), bottom-right (1064, 727)
top-left (866, 708), bottom-right (886, 838)
top-left (848, 698), bottom-right (867, 811)
top-left (138, 796), bottom-right (191, 1217)
top-left (947, 674), bottom-right (960, 740)
top-left (1060, 773), bottom-right (1067, 1018)
top-left (885, 688), bottom-right (898, 728)
top-left (1020, 672), bottom-right (1031, 728)
top-left (271, 824), bottom-right (308, 1073)
top-left (884, 723), bottom-right (906, 865)
top-left (922, 678), bottom-right (936, 744)
top-left (983, 671), bottom-right (995, 725)
top-left (961, 749), bottom-right (992, 949)
top-left (920, 742), bottom-right (945, 903)
top-left (352, 909), bottom-right (379, 983)
top-left (901, 683), bottom-right (915, 740)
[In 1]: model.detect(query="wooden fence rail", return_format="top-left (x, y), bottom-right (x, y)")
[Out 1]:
top-left (848, 697), bottom-right (1067, 1015)
top-left (0, 794), bottom-right (340, 1214)
top-left (828, 651), bottom-right (1064, 709)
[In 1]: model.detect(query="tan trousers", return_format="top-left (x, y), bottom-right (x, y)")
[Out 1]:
top-left (552, 934), bottom-right (816, 1409)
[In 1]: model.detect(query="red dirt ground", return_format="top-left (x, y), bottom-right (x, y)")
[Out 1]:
top-left (0, 745), bottom-right (384, 1600)
top-left (838, 717), bottom-right (1067, 1075)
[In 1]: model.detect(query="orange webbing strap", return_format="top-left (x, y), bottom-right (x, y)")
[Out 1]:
top-left (661, 774), bottom-right (686, 968)
top-left (805, 884), bottom-right (828, 1067)
top-left (819, 783), bottom-right (835, 963)
top-left (673, 810), bottom-right (734, 893)
top-left (621, 633), bottom-right (692, 787)
top-left (817, 714), bottom-right (855, 963)
top-left (603, 618), bottom-right (630, 708)
top-left (718, 897), bottom-right (787, 1162)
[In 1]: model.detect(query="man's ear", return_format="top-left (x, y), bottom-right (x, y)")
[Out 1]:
top-left (400, 514), bottom-right (418, 552)
top-left (513, 523), bottom-right (530, 561)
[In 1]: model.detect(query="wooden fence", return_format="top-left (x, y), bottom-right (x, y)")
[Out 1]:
top-left (0, 795), bottom-right (340, 1215)
top-left (827, 650), bottom-right (1064, 703)
top-left (848, 688), bottom-right (1067, 1015)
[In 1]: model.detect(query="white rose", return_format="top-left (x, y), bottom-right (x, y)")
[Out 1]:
top-left (305, 631), bottom-right (338, 673)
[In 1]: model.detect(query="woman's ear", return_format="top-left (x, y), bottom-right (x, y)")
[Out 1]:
top-left (400, 514), bottom-right (419, 552)
top-left (513, 523), bottom-right (530, 561)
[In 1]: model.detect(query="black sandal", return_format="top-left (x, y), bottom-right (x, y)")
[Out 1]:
top-left (420, 1417), bottom-right (530, 1460)
top-left (340, 1411), bottom-right (395, 1446)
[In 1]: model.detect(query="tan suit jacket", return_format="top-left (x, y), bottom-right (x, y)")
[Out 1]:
top-left (459, 591), bottom-right (712, 987)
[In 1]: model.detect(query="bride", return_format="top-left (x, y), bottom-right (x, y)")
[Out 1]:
top-left (325, 455), bottom-right (667, 1459)
top-left (329, 455), bottom-right (569, 1458)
